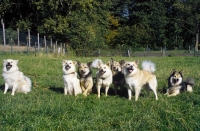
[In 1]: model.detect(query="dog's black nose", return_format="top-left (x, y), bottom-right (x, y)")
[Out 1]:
top-left (7, 62), bottom-right (11, 65)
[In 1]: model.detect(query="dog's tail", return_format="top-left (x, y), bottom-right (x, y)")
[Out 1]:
top-left (185, 78), bottom-right (195, 86)
top-left (142, 61), bottom-right (156, 74)
top-left (91, 59), bottom-right (103, 69)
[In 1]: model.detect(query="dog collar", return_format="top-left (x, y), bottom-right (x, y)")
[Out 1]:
top-left (65, 72), bottom-right (75, 75)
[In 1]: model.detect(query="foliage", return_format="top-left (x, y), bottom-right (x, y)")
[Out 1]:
top-left (0, 0), bottom-right (200, 53)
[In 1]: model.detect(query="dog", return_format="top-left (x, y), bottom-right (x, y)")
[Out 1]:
top-left (2, 59), bottom-right (32, 95)
top-left (92, 59), bottom-right (112, 98)
top-left (120, 60), bottom-right (158, 101)
top-left (62, 60), bottom-right (82, 96)
top-left (165, 69), bottom-right (194, 96)
top-left (77, 61), bottom-right (93, 96)
top-left (110, 58), bottom-right (125, 96)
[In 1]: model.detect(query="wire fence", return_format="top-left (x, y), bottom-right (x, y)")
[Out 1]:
top-left (0, 27), bottom-right (199, 57)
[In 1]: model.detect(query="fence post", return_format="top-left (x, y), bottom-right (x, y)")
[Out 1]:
top-left (17, 28), bottom-right (20, 52)
top-left (28, 29), bottom-right (30, 47)
top-left (127, 50), bottom-right (130, 57)
top-left (44, 36), bottom-right (47, 53)
top-left (50, 38), bottom-right (52, 51)
top-left (38, 33), bottom-right (40, 52)
top-left (1, 19), bottom-right (6, 52)
top-left (10, 38), bottom-right (13, 54)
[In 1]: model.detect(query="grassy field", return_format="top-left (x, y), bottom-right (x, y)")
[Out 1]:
top-left (0, 53), bottom-right (200, 130)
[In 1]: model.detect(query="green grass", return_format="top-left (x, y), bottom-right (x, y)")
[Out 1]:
top-left (0, 53), bottom-right (200, 130)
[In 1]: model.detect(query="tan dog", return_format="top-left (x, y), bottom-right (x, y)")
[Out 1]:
top-left (62, 60), bottom-right (82, 96)
top-left (110, 58), bottom-right (125, 96)
top-left (92, 59), bottom-right (112, 98)
top-left (77, 61), bottom-right (93, 96)
top-left (121, 60), bottom-right (158, 101)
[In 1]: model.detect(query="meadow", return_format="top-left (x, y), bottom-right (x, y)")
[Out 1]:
top-left (0, 53), bottom-right (200, 131)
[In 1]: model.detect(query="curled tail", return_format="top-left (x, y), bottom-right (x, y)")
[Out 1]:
top-left (91, 59), bottom-right (103, 69)
top-left (185, 78), bottom-right (195, 86)
top-left (24, 76), bottom-right (32, 92)
top-left (142, 61), bottom-right (156, 74)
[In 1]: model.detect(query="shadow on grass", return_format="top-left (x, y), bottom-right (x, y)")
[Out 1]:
top-left (48, 86), bottom-right (63, 94)
top-left (0, 85), bottom-right (4, 91)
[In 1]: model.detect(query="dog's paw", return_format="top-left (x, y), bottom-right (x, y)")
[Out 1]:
top-left (83, 92), bottom-right (88, 96)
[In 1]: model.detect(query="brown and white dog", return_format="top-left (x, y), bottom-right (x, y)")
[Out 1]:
top-left (120, 60), bottom-right (158, 101)
top-left (77, 61), bottom-right (93, 96)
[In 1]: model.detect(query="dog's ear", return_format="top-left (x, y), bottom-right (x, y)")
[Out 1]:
top-left (119, 60), bottom-right (125, 66)
top-left (179, 70), bottom-right (183, 75)
top-left (110, 58), bottom-right (114, 63)
top-left (3, 60), bottom-right (6, 65)
top-left (76, 60), bottom-right (81, 66)
top-left (87, 61), bottom-right (92, 67)
top-left (106, 61), bottom-right (111, 67)
top-left (171, 69), bottom-right (176, 74)
top-left (62, 59), bottom-right (66, 64)
top-left (135, 60), bottom-right (139, 65)
top-left (14, 60), bottom-right (18, 64)
top-left (73, 60), bottom-right (78, 65)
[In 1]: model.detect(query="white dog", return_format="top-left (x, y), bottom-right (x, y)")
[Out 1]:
top-left (2, 59), bottom-right (32, 95)
top-left (92, 59), bottom-right (112, 98)
top-left (62, 60), bottom-right (82, 96)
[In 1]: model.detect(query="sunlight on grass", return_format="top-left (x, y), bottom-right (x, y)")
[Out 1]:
top-left (0, 54), bottom-right (200, 130)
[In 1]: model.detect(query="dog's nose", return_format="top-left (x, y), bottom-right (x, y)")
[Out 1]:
top-left (7, 62), bottom-right (11, 65)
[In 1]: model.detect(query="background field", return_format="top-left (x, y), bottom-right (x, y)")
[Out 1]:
top-left (0, 54), bottom-right (200, 130)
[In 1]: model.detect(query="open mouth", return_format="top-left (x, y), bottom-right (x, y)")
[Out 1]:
top-left (6, 64), bottom-right (12, 71)
top-left (127, 67), bottom-right (133, 73)
top-left (100, 70), bottom-right (106, 74)
top-left (65, 65), bottom-right (71, 70)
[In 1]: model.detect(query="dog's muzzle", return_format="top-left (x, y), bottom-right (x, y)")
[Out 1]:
top-left (127, 66), bottom-right (133, 73)
top-left (81, 70), bottom-right (86, 74)
top-left (6, 63), bottom-right (12, 71)
top-left (100, 69), bottom-right (106, 74)
top-left (65, 64), bottom-right (71, 70)
top-left (172, 78), bottom-right (179, 84)
top-left (113, 67), bottom-right (118, 71)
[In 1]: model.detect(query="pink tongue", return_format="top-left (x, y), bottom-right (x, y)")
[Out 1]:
top-left (129, 70), bottom-right (133, 73)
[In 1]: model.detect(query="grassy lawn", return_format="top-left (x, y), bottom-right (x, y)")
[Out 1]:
top-left (0, 53), bottom-right (200, 130)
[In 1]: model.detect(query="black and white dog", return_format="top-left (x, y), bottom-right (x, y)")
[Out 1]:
top-left (165, 69), bottom-right (194, 96)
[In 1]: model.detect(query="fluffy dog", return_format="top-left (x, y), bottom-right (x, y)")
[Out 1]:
top-left (120, 60), bottom-right (158, 101)
top-left (165, 70), bottom-right (194, 96)
top-left (110, 58), bottom-right (125, 96)
top-left (92, 59), bottom-right (112, 98)
top-left (77, 61), bottom-right (93, 96)
top-left (2, 59), bottom-right (31, 95)
top-left (62, 60), bottom-right (82, 96)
